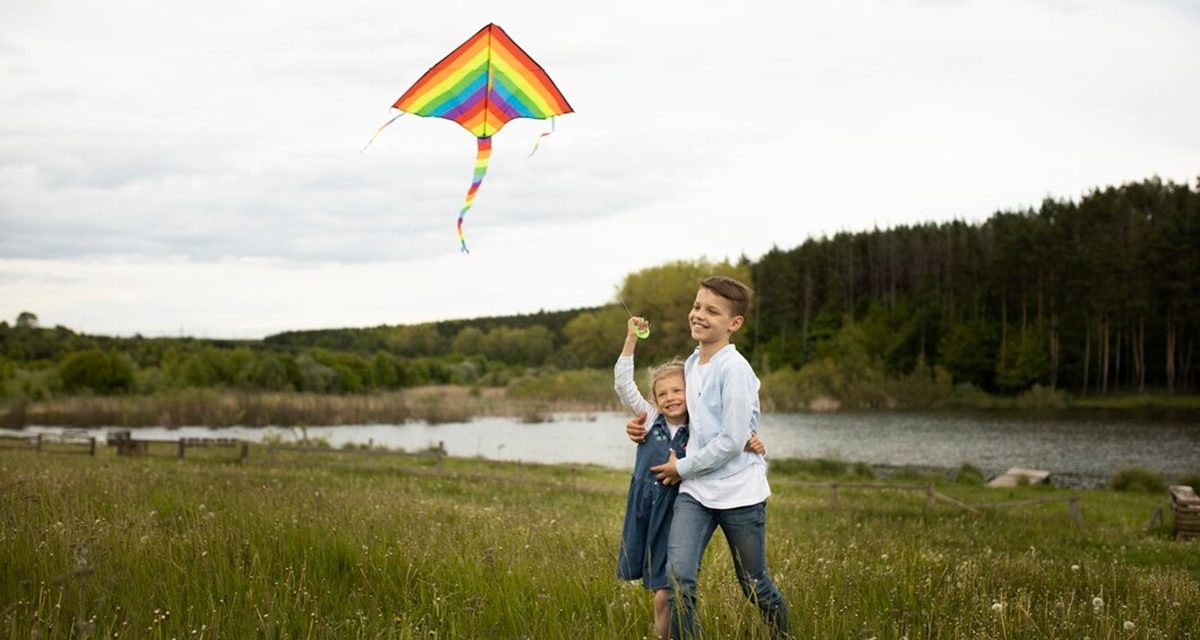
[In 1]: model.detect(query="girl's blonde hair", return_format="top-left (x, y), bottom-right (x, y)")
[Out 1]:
top-left (648, 358), bottom-right (685, 398)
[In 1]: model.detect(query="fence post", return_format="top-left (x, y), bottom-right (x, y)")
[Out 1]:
top-left (828, 482), bottom-right (838, 507)
top-left (240, 442), bottom-right (248, 462)
top-left (436, 441), bottom-right (445, 469)
top-left (89, 437), bottom-right (96, 456)
top-left (1068, 497), bottom-right (1083, 526)
top-left (177, 440), bottom-right (185, 459)
top-left (926, 483), bottom-right (936, 508)
top-left (36, 433), bottom-right (43, 453)
top-left (1145, 506), bottom-right (1163, 532)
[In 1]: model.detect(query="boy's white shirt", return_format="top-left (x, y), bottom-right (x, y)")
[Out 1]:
top-left (675, 344), bottom-right (770, 509)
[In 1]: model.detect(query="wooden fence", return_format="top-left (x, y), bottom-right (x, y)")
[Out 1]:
top-left (0, 431), bottom-right (96, 456)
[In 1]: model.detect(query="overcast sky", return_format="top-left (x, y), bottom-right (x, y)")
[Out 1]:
top-left (1, 0), bottom-right (1197, 338)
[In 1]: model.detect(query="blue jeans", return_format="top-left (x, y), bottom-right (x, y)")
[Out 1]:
top-left (666, 493), bottom-right (791, 639)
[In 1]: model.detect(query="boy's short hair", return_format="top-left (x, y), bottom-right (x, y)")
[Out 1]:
top-left (648, 358), bottom-right (685, 396)
top-left (699, 276), bottom-right (754, 318)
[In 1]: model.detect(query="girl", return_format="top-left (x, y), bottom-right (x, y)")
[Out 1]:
top-left (613, 317), bottom-right (764, 639)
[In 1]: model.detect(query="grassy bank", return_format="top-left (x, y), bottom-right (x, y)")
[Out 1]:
top-left (1, 447), bottom-right (1197, 639)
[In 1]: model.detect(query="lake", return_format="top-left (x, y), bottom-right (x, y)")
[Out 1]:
top-left (11, 411), bottom-right (1199, 488)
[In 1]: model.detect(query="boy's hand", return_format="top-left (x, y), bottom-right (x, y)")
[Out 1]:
top-left (626, 317), bottom-right (650, 339)
top-left (626, 412), bottom-right (648, 443)
top-left (744, 432), bottom-right (766, 455)
top-left (650, 449), bottom-right (682, 485)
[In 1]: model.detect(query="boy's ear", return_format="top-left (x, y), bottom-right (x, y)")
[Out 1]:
top-left (729, 315), bottom-right (745, 333)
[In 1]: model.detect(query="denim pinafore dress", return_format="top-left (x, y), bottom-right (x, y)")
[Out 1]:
top-left (616, 413), bottom-right (689, 590)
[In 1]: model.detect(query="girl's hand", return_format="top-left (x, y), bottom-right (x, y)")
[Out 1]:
top-left (744, 432), bottom-right (766, 455)
top-left (627, 317), bottom-right (650, 339)
top-left (626, 412), bottom-right (648, 443)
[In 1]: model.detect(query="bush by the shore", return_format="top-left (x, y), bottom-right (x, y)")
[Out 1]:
top-left (1110, 468), bottom-right (1167, 494)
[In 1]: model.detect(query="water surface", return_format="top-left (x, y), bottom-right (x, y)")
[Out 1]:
top-left (12, 411), bottom-right (1198, 488)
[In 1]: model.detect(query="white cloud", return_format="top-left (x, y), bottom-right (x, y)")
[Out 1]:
top-left (1, 0), bottom-right (1197, 336)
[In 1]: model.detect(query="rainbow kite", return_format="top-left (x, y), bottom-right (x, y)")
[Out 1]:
top-left (367, 23), bottom-right (573, 253)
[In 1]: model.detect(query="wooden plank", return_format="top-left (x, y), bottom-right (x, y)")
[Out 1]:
top-left (179, 438), bottom-right (241, 447)
top-left (1169, 485), bottom-right (1200, 505)
top-left (932, 490), bottom-right (982, 515)
top-left (986, 468), bottom-right (1052, 488)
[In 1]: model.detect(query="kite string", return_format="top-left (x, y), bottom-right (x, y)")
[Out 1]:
top-left (528, 116), bottom-right (556, 157)
top-left (458, 136), bottom-right (493, 254)
top-left (360, 111), bottom-right (405, 153)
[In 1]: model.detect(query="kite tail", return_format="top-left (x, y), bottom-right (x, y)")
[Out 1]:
top-left (528, 116), bottom-right (556, 157)
top-left (458, 136), bottom-right (492, 253)
top-left (360, 111), bottom-right (405, 153)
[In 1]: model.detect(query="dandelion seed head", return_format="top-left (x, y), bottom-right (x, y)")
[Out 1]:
top-left (1123, 621), bottom-right (1134, 630)
top-left (1071, 564), bottom-right (1080, 572)
top-left (991, 602), bottom-right (1004, 613)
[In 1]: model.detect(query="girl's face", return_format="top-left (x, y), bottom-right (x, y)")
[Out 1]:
top-left (653, 373), bottom-right (687, 423)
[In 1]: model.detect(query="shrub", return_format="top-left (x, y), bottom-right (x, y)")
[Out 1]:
top-left (1110, 468), bottom-right (1166, 494)
top-left (507, 369), bottom-right (612, 405)
top-left (771, 458), bottom-right (874, 480)
top-left (879, 357), bottom-right (955, 409)
top-left (0, 356), bottom-right (12, 398)
top-left (955, 463), bottom-right (986, 485)
top-left (1015, 384), bottom-right (1068, 410)
top-left (760, 366), bottom-right (809, 411)
top-left (59, 348), bottom-right (134, 394)
top-left (1176, 473), bottom-right (1200, 492)
top-left (134, 367), bottom-right (168, 394)
top-left (890, 465), bottom-right (940, 482)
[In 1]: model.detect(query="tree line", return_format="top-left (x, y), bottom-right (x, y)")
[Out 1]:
top-left (1, 176), bottom-right (1195, 402)
top-left (751, 176), bottom-right (1198, 395)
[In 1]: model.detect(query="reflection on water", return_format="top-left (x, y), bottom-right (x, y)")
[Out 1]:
top-left (758, 412), bottom-right (1200, 488)
top-left (11, 411), bottom-right (1199, 488)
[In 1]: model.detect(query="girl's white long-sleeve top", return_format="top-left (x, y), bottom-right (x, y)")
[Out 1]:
top-left (613, 355), bottom-right (655, 420)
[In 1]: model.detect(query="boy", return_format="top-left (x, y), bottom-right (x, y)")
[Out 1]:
top-left (640, 276), bottom-right (791, 639)
top-left (616, 317), bottom-right (767, 640)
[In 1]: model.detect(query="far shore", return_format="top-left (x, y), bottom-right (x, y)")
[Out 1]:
top-left (2, 385), bottom-right (1199, 429)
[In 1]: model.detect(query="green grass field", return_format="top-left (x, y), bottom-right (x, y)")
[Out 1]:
top-left (1, 445), bottom-right (1197, 639)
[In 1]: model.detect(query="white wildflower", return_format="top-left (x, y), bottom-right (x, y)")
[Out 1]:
top-left (1123, 621), bottom-right (1134, 631)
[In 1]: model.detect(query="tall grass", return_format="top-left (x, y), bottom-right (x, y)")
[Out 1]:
top-left (2, 448), bottom-right (1197, 639)
top-left (0, 386), bottom-right (621, 428)
top-left (4, 371), bottom-right (1198, 430)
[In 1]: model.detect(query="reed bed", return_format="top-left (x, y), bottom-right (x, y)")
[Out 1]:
top-left (1, 448), bottom-right (1197, 639)
top-left (1, 387), bottom-right (621, 429)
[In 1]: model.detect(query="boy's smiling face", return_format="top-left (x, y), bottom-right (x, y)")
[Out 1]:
top-left (689, 287), bottom-right (744, 344)
top-left (653, 373), bottom-right (687, 423)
